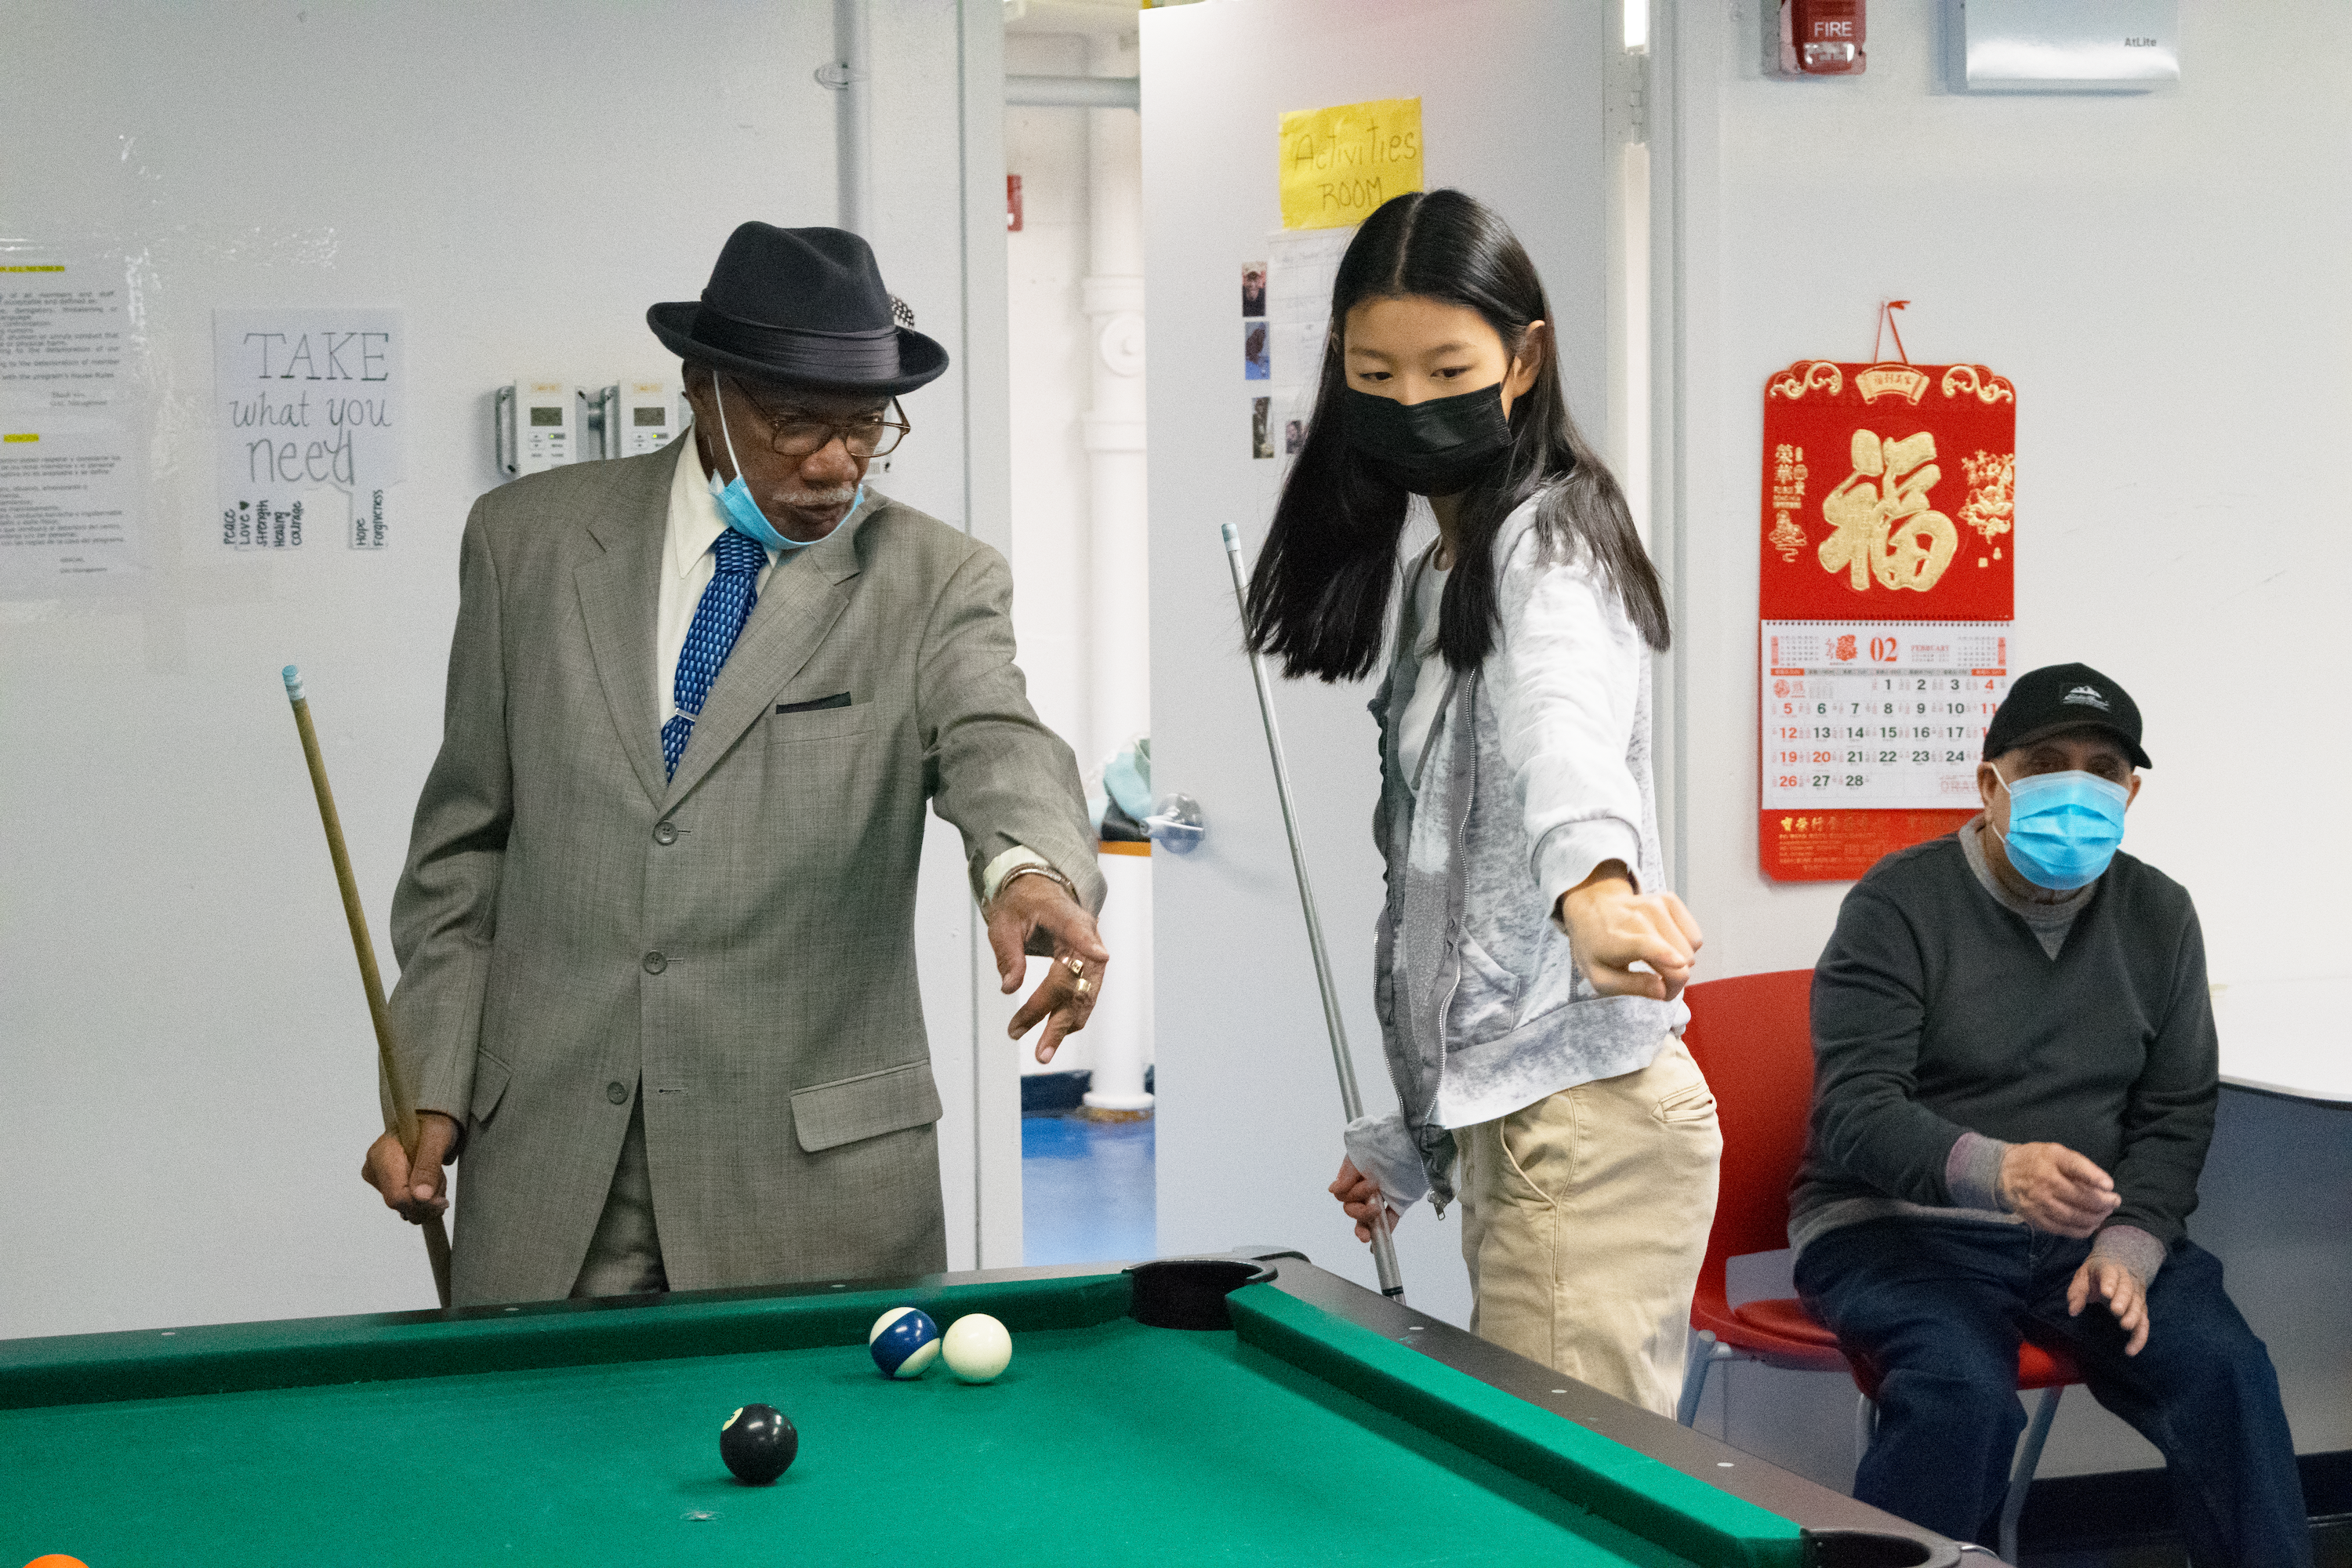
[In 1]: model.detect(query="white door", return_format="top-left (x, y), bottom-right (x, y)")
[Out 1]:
top-left (1141, 0), bottom-right (1615, 1327)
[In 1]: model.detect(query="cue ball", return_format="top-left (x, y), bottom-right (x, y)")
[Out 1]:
top-left (942, 1312), bottom-right (1013, 1383)
top-left (869, 1305), bottom-right (942, 1379)
top-left (719, 1403), bottom-right (797, 1485)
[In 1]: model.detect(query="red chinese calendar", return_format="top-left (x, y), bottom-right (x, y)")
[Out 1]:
top-left (1759, 357), bottom-right (2016, 880)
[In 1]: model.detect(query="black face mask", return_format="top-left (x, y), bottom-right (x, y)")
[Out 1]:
top-left (1341, 382), bottom-right (1513, 496)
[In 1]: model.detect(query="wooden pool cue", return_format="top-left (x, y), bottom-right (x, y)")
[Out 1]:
top-left (281, 664), bottom-right (454, 1309)
top-left (1221, 524), bottom-right (1406, 1303)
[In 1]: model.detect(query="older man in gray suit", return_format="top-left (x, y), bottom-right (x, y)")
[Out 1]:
top-left (361, 223), bottom-right (1109, 1306)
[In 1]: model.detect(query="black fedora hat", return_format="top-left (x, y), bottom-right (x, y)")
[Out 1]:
top-left (648, 223), bottom-right (949, 397)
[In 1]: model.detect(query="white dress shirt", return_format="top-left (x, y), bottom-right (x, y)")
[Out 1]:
top-left (654, 432), bottom-right (1051, 904)
top-left (655, 433), bottom-right (779, 728)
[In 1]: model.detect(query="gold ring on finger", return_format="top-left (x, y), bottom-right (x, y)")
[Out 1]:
top-left (1063, 956), bottom-right (1086, 978)
top-left (1074, 977), bottom-right (1091, 998)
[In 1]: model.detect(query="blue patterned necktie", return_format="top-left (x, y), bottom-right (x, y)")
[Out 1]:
top-left (662, 529), bottom-right (768, 779)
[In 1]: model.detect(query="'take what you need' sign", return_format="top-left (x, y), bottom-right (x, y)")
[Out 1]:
top-left (213, 307), bottom-right (404, 550)
top-left (1279, 98), bottom-right (1423, 231)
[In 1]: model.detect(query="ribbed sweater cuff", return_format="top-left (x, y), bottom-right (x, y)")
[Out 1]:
top-left (1945, 1131), bottom-right (2011, 1212)
top-left (2092, 1225), bottom-right (2167, 1285)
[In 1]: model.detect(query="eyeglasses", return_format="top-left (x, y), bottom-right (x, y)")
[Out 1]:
top-left (731, 382), bottom-right (911, 459)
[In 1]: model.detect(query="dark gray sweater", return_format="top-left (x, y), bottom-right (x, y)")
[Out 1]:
top-left (1791, 828), bottom-right (2218, 1264)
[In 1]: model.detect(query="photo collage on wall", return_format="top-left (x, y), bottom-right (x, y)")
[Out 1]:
top-left (1258, 226), bottom-right (1356, 466)
top-left (1243, 261), bottom-right (1275, 458)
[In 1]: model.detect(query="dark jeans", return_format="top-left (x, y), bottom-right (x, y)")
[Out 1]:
top-left (1795, 1218), bottom-right (2309, 1566)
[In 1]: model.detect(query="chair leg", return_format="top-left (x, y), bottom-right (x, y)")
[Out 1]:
top-left (1853, 1392), bottom-right (1878, 1475)
top-left (1675, 1334), bottom-right (1729, 1427)
top-left (1998, 1386), bottom-right (2063, 1565)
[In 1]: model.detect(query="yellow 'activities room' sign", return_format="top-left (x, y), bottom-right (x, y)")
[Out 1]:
top-left (1279, 97), bottom-right (1423, 230)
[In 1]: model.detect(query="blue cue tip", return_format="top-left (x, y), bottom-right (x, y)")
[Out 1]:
top-left (282, 664), bottom-right (306, 702)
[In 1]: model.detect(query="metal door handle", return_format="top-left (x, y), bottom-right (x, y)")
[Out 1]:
top-left (1143, 791), bottom-right (1204, 852)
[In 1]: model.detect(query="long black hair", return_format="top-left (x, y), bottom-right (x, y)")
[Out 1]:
top-left (1244, 189), bottom-right (1668, 681)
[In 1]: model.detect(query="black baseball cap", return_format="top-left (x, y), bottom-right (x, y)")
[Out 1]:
top-left (1983, 662), bottom-right (2151, 768)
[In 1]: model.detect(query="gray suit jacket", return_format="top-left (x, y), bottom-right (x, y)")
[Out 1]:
top-left (387, 444), bottom-right (1102, 1306)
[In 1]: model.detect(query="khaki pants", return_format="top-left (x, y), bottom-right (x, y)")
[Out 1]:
top-left (1456, 1037), bottom-right (1720, 1417)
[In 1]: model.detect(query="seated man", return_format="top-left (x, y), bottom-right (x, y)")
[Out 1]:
top-left (1790, 663), bottom-right (2309, 1564)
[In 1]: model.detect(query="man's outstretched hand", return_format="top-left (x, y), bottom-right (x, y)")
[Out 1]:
top-left (362, 1111), bottom-right (460, 1224)
top-left (986, 872), bottom-right (1110, 1064)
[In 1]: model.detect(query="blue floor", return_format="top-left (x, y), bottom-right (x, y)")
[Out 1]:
top-left (1021, 1112), bottom-right (1156, 1266)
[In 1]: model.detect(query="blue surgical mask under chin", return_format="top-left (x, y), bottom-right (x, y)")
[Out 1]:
top-left (1992, 768), bottom-right (2129, 891)
top-left (705, 379), bottom-right (862, 554)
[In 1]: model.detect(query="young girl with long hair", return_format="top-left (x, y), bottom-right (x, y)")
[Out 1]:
top-left (1247, 189), bottom-right (1719, 1416)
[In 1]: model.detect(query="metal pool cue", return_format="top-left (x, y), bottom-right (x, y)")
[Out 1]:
top-left (281, 665), bottom-right (455, 1309)
top-left (1221, 523), bottom-right (1406, 1303)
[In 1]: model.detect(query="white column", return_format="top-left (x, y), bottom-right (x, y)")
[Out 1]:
top-left (1082, 852), bottom-right (1156, 1115)
top-left (1080, 31), bottom-right (1147, 770)
top-left (1079, 31), bottom-right (1153, 1116)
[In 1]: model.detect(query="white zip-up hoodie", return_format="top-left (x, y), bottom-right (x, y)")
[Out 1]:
top-left (1346, 492), bottom-right (1686, 1214)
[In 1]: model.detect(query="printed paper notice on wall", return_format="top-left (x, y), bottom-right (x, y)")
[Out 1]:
top-left (0, 251), bottom-right (126, 412)
top-left (213, 308), bottom-right (404, 550)
top-left (0, 425), bottom-right (141, 596)
top-left (1756, 348), bottom-right (2018, 880)
top-left (1278, 97), bottom-right (1422, 230)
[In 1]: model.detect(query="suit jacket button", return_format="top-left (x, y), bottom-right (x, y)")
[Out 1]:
top-left (653, 822), bottom-right (677, 845)
top-left (643, 951), bottom-right (667, 974)
top-left (606, 1081), bottom-right (629, 1105)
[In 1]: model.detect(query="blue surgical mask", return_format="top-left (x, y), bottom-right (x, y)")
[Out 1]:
top-left (703, 379), bottom-right (863, 554)
top-left (1992, 768), bottom-right (2129, 891)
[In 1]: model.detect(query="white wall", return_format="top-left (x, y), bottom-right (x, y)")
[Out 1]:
top-left (1144, 0), bottom-right (1613, 1333)
top-left (1657, 0), bottom-right (2352, 1487)
top-left (0, 0), bottom-right (1018, 1338)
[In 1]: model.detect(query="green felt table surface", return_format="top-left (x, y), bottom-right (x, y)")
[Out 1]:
top-left (0, 1272), bottom-right (1805, 1568)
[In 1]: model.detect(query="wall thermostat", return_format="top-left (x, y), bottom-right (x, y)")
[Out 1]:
top-left (601, 379), bottom-right (687, 459)
top-left (495, 379), bottom-right (575, 477)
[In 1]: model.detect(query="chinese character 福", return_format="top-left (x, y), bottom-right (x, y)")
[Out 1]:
top-left (1818, 430), bottom-right (1959, 593)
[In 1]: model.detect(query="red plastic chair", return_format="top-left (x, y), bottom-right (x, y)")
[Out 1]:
top-left (1677, 969), bottom-right (2081, 1564)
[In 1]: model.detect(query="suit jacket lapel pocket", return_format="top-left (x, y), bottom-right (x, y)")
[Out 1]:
top-left (661, 564), bottom-right (852, 810)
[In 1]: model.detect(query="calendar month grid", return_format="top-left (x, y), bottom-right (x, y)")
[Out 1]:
top-left (1762, 621), bottom-right (2013, 811)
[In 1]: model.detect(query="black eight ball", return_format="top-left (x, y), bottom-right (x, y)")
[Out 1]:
top-left (720, 1402), bottom-right (799, 1484)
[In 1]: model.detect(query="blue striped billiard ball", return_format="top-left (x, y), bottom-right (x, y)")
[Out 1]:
top-left (869, 1306), bottom-right (942, 1379)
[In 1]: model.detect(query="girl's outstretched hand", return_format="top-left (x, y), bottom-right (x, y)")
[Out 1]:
top-left (1557, 862), bottom-right (1704, 1002)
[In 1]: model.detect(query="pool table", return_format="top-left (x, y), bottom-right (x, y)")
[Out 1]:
top-left (1, 1252), bottom-right (1959, 1567)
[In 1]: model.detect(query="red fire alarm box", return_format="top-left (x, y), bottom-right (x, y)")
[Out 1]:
top-left (1780, 0), bottom-right (1866, 75)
